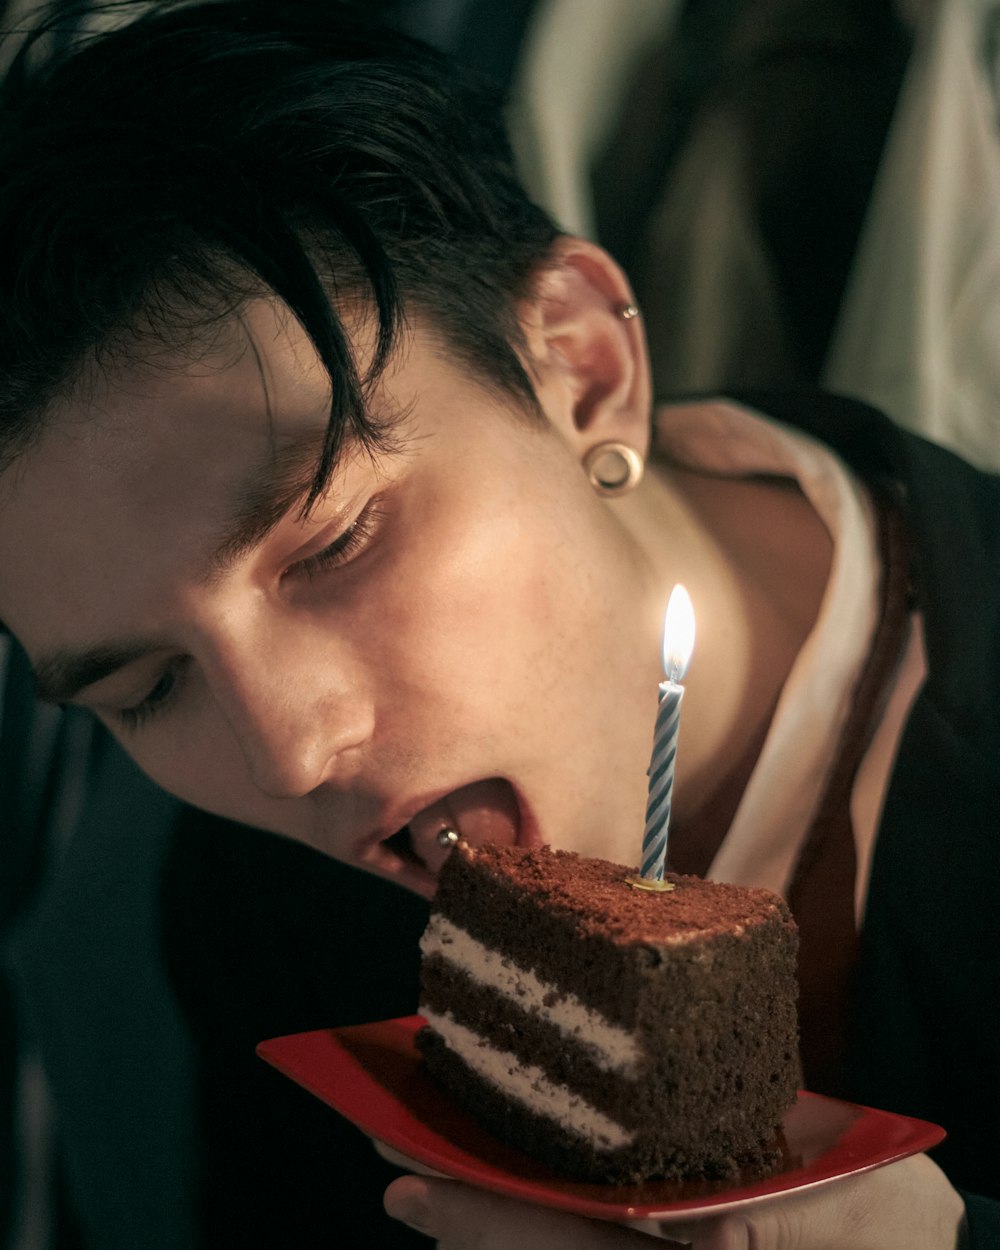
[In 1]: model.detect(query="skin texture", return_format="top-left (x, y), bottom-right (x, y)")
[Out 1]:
top-left (0, 240), bottom-right (966, 1247)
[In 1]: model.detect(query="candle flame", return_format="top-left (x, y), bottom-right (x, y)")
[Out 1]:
top-left (661, 584), bottom-right (695, 683)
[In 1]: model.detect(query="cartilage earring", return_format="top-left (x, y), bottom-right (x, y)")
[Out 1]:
top-left (583, 441), bottom-right (644, 497)
top-left (619, 302), bottom-right (639, 320)
top-left (436, 828), bottom-right (459, 849)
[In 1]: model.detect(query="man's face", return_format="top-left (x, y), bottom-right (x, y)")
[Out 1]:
top-left (0, 301), bottom-right (663, 896)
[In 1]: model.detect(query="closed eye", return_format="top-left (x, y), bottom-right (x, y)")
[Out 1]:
top-left (289, 496), bottom-right (385, 580)
top-left (112, 498), bottom-right (385, 733)
top-left (116, 659), bottom-right (187, 732)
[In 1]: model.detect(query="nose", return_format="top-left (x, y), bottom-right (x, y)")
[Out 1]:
top-left (206, 625), bottom-right (375, 801)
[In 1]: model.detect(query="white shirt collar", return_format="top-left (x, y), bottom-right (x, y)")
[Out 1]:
top-left (653, 398), bottom-right (883, 903)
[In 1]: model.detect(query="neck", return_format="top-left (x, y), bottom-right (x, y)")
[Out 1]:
top-left (625, 462), bottom-right (833, 860)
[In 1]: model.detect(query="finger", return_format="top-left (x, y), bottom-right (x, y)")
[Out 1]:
top-left (657, 1215), bottom-right (747, 1250)
top-left (384, 1175), bottom-right (681, 1249)
top-left (653, 1153), bottom-right (967, 1250)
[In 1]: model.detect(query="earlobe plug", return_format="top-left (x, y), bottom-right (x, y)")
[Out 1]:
top-left (583, 441), bottom-right (644, 497)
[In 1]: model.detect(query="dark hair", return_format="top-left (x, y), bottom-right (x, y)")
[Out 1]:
top-left (0, 0), bottom-right (560, 501)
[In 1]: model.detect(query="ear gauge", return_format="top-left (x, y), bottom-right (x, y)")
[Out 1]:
top-left (583, 441), bottom-right (645, 497)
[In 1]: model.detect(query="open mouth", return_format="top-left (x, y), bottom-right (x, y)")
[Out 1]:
top-left (359, 777), bottom-right (536, 898)
top-left (380, 824), bottom-right (426, 869)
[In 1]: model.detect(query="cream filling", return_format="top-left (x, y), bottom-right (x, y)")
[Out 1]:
top-left (420, 915), bottom-right (641, 1075)
top-left (422, 1006), bottom-right (635, 1151)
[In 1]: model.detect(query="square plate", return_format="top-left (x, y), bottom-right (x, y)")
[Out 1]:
top-left (257, 1014), bottom-right (944, 1223)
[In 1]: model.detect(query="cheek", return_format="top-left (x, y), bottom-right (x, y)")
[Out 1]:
top-left (367, 474), bottom-right (609, 722)
top-left (107, 709), bottom-right (248, 823)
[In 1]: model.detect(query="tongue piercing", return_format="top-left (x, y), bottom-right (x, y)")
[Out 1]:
top-left (436, 827), bottom-right (459, 849)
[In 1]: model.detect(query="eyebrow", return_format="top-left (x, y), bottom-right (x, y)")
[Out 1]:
top-left (31, 427), bottom-right (345, 705)
top-left (204, 426), bottom-right (334, 581)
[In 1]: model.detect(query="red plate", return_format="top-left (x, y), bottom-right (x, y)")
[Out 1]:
top-left (257, 1014), bottom-right (944, 1224)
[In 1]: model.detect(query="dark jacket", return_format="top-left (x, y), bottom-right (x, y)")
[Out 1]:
top-left (739, 391), bottom-right (1000, 1243)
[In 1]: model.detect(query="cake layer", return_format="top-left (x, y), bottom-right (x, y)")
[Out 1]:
top-left (420, 913), bottom-right (641, 1074)
top-left (420, 954), bottom-right (645, 1126)
top-left (421, 934), bottom-right (797, 1133)
top-left (419, 1007), bottom-right (634, 1151)
top-left (417, 1025), bottom-right (785, 1184)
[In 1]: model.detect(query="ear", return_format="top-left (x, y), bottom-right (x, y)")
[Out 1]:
top-left (519, 237), bottom-right (652, 459)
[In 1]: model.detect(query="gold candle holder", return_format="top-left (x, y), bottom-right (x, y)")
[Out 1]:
top-left (625, 874), bottom-right (676, 893)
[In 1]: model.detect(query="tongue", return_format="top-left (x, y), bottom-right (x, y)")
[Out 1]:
top-left (408, 778), bottom-right (521, 875)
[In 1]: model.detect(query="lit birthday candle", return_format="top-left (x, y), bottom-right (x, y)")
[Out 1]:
top-left (640, 585), bottom-right (696, 885)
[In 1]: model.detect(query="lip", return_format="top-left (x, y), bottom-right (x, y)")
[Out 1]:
top-left (352, 786), bottom-right (456, 899)
top-left (353, 777), bottom-right (541, 899)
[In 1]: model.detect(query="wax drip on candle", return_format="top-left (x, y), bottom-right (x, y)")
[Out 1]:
top-left (635, 585), bottom-right (695, 888)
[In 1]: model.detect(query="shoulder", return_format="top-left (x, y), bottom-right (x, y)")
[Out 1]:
top-left (726, 389), bottom-right (1000, 751)
top-left (726, 390), bottom-right (997, 503)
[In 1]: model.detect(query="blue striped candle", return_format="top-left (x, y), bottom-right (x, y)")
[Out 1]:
top-left (641, 585), bottom-right (695, 882)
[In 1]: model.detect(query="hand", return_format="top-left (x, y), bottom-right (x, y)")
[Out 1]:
top-left (383, 1152), bottom-right (967, 1249)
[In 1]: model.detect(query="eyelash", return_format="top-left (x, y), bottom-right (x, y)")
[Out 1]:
top-left (115, 498), bottom-right (384, 732)
top-left (290, 496), bottom-right (384, 580)
top-left (117, 663), bottom-right (184, 732)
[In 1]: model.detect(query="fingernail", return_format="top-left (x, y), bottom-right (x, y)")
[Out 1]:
top-left (384, 1188), bottom-right (433, 1234)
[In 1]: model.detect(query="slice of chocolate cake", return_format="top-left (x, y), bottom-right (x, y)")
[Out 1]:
top-left (418, 843), bottom-right (799, 1184)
